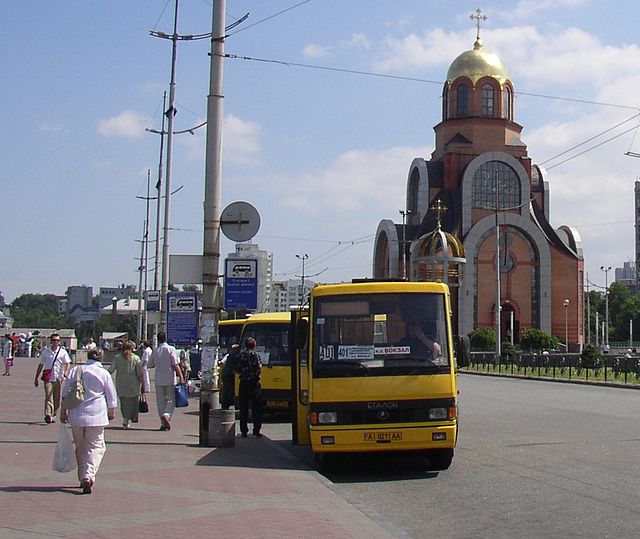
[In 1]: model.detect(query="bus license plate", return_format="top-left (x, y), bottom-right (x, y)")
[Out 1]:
top-left (364, 431), bottom-right (402, 442)
top-left (266, 400), bottom-right (289, 408)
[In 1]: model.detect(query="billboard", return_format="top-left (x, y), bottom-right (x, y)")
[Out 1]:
top-left (224, 258), bottom-right (258, 310)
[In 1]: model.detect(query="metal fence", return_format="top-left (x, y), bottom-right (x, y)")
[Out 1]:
top-left (462, 352), bottom-right (640, 385)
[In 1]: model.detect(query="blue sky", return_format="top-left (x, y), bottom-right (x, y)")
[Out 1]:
top-left (3, 0), bottom-right (640, 303)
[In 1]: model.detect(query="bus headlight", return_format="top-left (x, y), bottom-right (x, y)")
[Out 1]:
top-left (429, 407), bottom-right (448, 420)
top-left (318, 412), bottom-right (338, 424)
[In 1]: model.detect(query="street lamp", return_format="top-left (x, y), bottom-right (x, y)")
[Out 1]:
top-left (296, 254), bottom-right (308, 305)
top-left (601, 265), bottom-right (611, 350)
top-left (563, 299), bottom-right (570, 351)
top-left (399, 209), bottom-right (412, 279)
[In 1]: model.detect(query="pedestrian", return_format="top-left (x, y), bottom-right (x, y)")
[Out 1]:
top-left (148, 331), bottom-right (184, 431)
top-left (235, 337), bottom-right (263, 437)
top-left (139, 340), bottom-right (152, 394)
top-left (108, 340), bottom-right (144, 429)
top-left (3, 333), bottom-right (13, 376)
top-left (84, 337), bottom-right (97, 351)
top-left (34, 333), bottom-right (72, 424)
top-left (179, 345), bottom-right (191, 381)
top-left (220, 343), bottom-right (240, 409)
top-left (61, 348), bottom-right (117, 494)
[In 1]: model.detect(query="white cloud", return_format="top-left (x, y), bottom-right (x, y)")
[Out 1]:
top-left (303, 43), bottom-right (331, 58)
top-left (181, 114), bottom-right (262, 166)
top-left (98, 110), bottom-right (150, 138)
top-left (40, 121), bottom-right (63, 133)
top-left (504, 0), bottom-right (589, 23)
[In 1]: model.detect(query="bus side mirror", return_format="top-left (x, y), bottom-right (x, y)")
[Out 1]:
top-left (294, 319), bottom-right (308, 350)
top-left (455, 334), bottom-right (470, 367)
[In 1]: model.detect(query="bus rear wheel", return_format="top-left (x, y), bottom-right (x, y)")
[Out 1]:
top-left (427, 448), bottom-right (453, 471)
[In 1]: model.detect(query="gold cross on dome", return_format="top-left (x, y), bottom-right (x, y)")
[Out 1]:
top-left (431, 199), bottom-right (448, 229)
top-left (470, 8), bottom-right (487, 42)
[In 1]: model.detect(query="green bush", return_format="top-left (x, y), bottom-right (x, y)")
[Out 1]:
top-left (581, 344), bottom-right (601, 369)
top-left (501, 341), bottom-right (517, 362)
top-left (468, 327), bottom-right (496, 351)
top-left (520, 328), bottom-right (560, 353)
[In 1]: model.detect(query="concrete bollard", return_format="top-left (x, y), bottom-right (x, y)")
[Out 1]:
top-left (208, 409), bottom-right (236, 447)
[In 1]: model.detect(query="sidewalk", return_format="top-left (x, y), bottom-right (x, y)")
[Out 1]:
top-left (0, 358), bottom-right (398, 538)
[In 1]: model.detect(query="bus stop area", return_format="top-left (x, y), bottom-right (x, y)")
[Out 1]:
top-left (0, 359), bottom-right (398, 539)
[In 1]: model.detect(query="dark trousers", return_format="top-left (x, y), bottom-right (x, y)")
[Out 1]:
top-left (220, 373), bottom-right (235, 410)
top-left (239, 379), bottom-right (262, 435)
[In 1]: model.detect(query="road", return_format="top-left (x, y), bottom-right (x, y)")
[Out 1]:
top-left (265, 375), bottom-right (640, 538)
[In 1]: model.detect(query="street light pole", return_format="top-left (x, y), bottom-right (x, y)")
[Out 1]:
top-left (399, 209), bottom-right (412, 279)
top-left (601, 265), bottom-right (611, 350)
top-left (563, 298), bottom-right (570, 351)
top-left (296, 254), bottom-right (308, 305)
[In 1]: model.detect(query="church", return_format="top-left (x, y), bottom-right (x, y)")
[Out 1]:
top-left (372, 17), bottom-right (584, 350)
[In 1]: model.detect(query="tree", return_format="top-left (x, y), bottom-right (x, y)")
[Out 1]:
top-left (468, 327), bottom-right (496, 351)
top-left (520, 328), bottom-right (559, 353)
top-left (11, 293), bottom-right (67, 328)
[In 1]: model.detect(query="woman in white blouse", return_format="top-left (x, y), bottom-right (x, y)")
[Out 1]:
top-left (61, 348), bottom-right (117, 494)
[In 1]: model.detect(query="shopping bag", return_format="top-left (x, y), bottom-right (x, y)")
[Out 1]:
top-left (138, 393), bottom-right (149, 413)
top-left (174, 383), bottom-right (189, 408)
top-left (62, 367), bottom-right (84, 410)
top-left (52, 424), bottom-right (76, 473)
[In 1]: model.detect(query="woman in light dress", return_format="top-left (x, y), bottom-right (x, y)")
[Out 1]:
top-left (109, 340), bottom-right (143, 429)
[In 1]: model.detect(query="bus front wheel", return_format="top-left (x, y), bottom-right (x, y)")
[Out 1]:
top-left (427, 448), bottom-right (453, 471)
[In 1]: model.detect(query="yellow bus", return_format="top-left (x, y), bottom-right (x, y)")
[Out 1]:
top-left (292, 280), bottom-right (462, 470)
top-left (240, 312), bottom-right (292, 413)
top-left (218, 318), bottom-right (246, 356)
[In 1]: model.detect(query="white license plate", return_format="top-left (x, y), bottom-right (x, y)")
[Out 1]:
top-left (363, 431), bottom-right (402, 442)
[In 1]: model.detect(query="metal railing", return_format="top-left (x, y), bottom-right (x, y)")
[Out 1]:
top-left (461, 352), bottom-right (640, 385)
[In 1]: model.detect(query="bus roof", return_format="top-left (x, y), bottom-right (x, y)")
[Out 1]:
top-left (312, 281), bottom-right (450, 297)
top-left (242, 312), bottom-right (291, 325)
top-left (219, 318), bottom-right (247, 326)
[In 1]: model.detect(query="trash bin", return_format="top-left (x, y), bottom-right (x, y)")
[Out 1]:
top-left (208, 409), bottom-right (236, 447)
top-left (199, 389), bottom-right (220, 446)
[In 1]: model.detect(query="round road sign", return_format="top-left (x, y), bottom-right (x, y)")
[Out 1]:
top-left (220, 201), bottom-right (260, 242)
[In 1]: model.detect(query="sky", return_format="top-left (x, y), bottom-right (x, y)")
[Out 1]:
top-left (3, 0), bottom-right (640, 303)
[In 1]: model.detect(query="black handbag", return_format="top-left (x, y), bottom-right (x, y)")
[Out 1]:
top-left (138, 393), bottom-right (149, 413)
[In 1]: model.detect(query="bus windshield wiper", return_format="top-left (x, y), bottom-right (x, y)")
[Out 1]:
top-left (317, 360), bottom-right (368, 370)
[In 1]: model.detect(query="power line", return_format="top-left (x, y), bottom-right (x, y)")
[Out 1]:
top-left (227, 0), bottom-right (314, 37)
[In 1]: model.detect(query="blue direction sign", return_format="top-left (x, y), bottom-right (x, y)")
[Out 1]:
top-left (167, 291), bottom-right (199, 345)
top-left (224, 258), bottom-right (258, 310)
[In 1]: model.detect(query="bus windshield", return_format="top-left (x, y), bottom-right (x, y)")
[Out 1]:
top-left (242, 323), bottom-right (290, 366)
top-left (219, 321), bottom-right (244, 355)
top-left (312, 292), bottom-right (449, 377)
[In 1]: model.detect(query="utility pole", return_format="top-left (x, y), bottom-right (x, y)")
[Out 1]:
top-left (201, 0), bottom-right (227, 346)
top-left (296, 254), bottom-right (309, 305)
top-left (494, 172), bottom-right (501, 360)
top-left (136, 221), bottom-right (145, 344)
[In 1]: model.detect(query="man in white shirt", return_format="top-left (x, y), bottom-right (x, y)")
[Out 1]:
top-left (84, 337), bottom-right (97, 351)
top-left (148, 331), bottom-right (184, 431)
top-left (34, 333), bottom-right (72, 424)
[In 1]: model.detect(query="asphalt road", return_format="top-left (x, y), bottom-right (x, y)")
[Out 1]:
top-left (264, 374), bottom-right (640, 538)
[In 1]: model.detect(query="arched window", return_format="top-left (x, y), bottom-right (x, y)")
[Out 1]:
top-left (456, 84), bottom-right (469, 117)
top-left (472, 161), bottom-right (520, 209)
top-left (502, 87), bottom-right (511, 119)
top-left (481, 84), bottom-right (494, 116)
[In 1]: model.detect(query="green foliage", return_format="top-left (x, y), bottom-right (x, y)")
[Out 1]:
top-left (581, 344), bottom-right (601, 369)
top-left (520, 328), bottom-right (560, 353)
top-left (501, 341), bottom-right (517, 362)
top-left (468, 327), bottom-right (496, 351)
top-left (11, 293), bottom-right (66, 328)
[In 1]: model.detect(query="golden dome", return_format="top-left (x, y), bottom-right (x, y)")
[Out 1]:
top-left (446, 40), bottom-right (509, 85)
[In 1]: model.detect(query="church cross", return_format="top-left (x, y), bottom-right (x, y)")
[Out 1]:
top-left (470, 8), bottom-right (487, 42)
top-left (431, 199), bottom-right (448, 229)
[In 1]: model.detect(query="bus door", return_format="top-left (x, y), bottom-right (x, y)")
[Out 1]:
top-left (291, 309), bottom-right (309, 445)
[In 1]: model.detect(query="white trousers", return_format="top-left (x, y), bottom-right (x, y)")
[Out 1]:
top-left (71, 425), bottom-right (106, 483)
top-left (155, 384), bottom-right (175, 419)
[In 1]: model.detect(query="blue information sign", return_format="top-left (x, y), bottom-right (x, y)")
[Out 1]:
top-left (224, 258), bottom-right (258, 310)
top-left (167, 291), bottom-right (199, 345)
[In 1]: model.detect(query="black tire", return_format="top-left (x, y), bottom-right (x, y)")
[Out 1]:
top-left (428, 448), bottom-right (453, 471)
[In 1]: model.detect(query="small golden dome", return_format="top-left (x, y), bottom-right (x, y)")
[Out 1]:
top-left (446, 41), bottom-right (509, 85)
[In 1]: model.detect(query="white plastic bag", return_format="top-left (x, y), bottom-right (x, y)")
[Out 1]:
top-left (52, 423), bottom-right (76, 473)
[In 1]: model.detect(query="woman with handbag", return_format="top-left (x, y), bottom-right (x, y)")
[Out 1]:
top-left (109, 340), bottom-right (144, 429)
top-left (34, 333), bottom-right (72, 424)
top-left (61, 348), bottom-right (117, 494)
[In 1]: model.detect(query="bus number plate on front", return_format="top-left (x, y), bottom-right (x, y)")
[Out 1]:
top-left (364, 431), bottom-right (402, 442)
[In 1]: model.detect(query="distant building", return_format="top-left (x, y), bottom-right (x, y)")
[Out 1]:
top-left (65, 286), bottom-right (99, 323)
top-left (270, 279), bottom-right (316, 312)
top-left (0, 308), bottom-right (13, 329)
top-left (98, 286), bottom-right (130, 309)
top-left (615, 261), bottom-right (636, 289)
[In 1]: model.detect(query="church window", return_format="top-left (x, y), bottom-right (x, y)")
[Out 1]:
top-left (502, 87), bottom-right (511, 119)
top-left (472, 161), bottom-right (520, 209)
top-left (481, 84), bottom-right (494, 116)
top-left (457, 84), bottom-right (469, 117)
